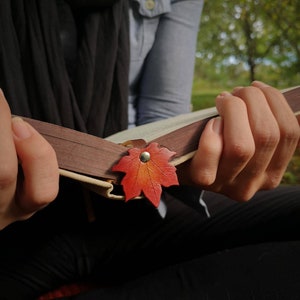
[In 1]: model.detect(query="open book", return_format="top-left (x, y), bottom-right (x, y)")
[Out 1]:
top-left (23, 86), bottom-right (300, 200)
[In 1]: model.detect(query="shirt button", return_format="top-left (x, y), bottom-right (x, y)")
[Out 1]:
top-left (145, 0), bottom-right (155, 10)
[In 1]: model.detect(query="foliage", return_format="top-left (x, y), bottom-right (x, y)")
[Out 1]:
top-left (282, 149), bottom-right (300, 185)
top-left (195, 0), bottom-right (300, 88)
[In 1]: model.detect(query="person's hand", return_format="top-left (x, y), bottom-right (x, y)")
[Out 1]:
top-left (180, 81), bottom-right (300, 201)
top-left (0, 90), bottom-right (59, 230)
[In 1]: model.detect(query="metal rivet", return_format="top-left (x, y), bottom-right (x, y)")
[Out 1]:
top-left (140, 151), bottom-right (151, 163)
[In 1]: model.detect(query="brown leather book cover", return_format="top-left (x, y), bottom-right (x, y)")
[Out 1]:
top-left (21, 86), bottom-right (300, 199)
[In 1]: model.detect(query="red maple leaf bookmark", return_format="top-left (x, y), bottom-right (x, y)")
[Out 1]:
top-left (112, 142), bottom-right (179, 207)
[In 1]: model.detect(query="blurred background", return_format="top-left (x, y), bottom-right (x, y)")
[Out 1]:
top-left (191, 0), bottom-right (300, 184)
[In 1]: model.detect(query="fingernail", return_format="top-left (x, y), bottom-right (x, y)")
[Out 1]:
top-left (12, 117), bottom-right (32, 140)
top-left (216, 92), bottom-right (230, 115)
top-left (232, 86), bottom-right (243, 94)
top-left (216, 91), bottom-right (231, 98)
top-left (212, 117), bottom-right (222, 134)
top-left (252, 81), bottom-right (269, 87)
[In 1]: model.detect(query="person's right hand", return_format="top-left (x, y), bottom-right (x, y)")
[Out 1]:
top-left (0, 90), bottom-right (59, 230)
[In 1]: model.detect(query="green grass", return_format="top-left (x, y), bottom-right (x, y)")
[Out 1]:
top-left (191, 80), bottom-right (223, 111)
top-left (191, 93), bottom-right (216, 111)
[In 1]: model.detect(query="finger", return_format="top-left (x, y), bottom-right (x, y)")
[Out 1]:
top-left (297, 115), bottom-right (300, 148)
top-left (252, 81), bottom-right (300, 188)
top-left (0, 90), bottom-right (18, 188)
top-left (213, 92), bottom-right (255, 185)
top-left (190, 117), bottom-right (223, 186)
top-left (232, 85), bottom-right (280, 176)
top-left (0, 90), bottom-right (18, 215)
top-left (12, 117), bottom-right (59, 213)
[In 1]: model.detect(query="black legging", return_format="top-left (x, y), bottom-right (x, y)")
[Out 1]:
top-left (71, 241), bottom-right (300, 300)
top-left (0, 186), bottom-right (300, 299)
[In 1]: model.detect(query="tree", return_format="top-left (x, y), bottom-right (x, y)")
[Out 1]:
top-left (196, 0), bottom-right (299, 86)
top-left (261, 0), bottom-right (300, 73)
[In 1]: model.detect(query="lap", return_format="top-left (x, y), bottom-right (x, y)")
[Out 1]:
top-left (0, 185), bottom-right (299, 298)
top-left (72, 240), bottom-right (300, 300)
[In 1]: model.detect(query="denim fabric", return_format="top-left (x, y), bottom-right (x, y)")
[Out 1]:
top-left (128, 0), bottom-right (204, 127)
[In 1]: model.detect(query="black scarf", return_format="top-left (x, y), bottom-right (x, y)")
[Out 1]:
top-left (0, 0), bottom-right (129, 138)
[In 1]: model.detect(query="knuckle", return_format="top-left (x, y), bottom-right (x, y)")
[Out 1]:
top-left (209, 177), bottom-right (262, 202)
top-left (0, 163), bottom-right (17, 189)
top-left (259, 85), bottom-right (278, 96)
top-left (263, 173), bottom-right (282, 190)
top-left (226, 142), bottom-right (254, 163)
top-left (17, 213), bottom-right (35, 222)
top-left (18, 170), bottom-right (59, 213)
top-left (255, 128), bottom-right (280, 149)
top-left (235, 86), bottom-right (263, 100)
top-left (35, 194), bottom-right (57, 208)
top-left (281, 125), bottom-right (300, 145)
top-left (28, 182), bottom-right (59, 208)
top-left (34, 142), bottom-right (56, 160)
top-left (230, 187), bottom-right (255, 202)
top-left (192, 169), bottom-right (216, 187)
top-left (221, 181), bottom-right (257, 202)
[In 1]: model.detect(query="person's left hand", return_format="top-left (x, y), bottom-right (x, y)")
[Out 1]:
top-left (179, 81), bottom-right (300, 201)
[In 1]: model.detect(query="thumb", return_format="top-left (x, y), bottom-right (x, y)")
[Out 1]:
top-left (189, 117), bottom-right (223, 186)
top-left (12, 117), bottom-right (59, 213)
